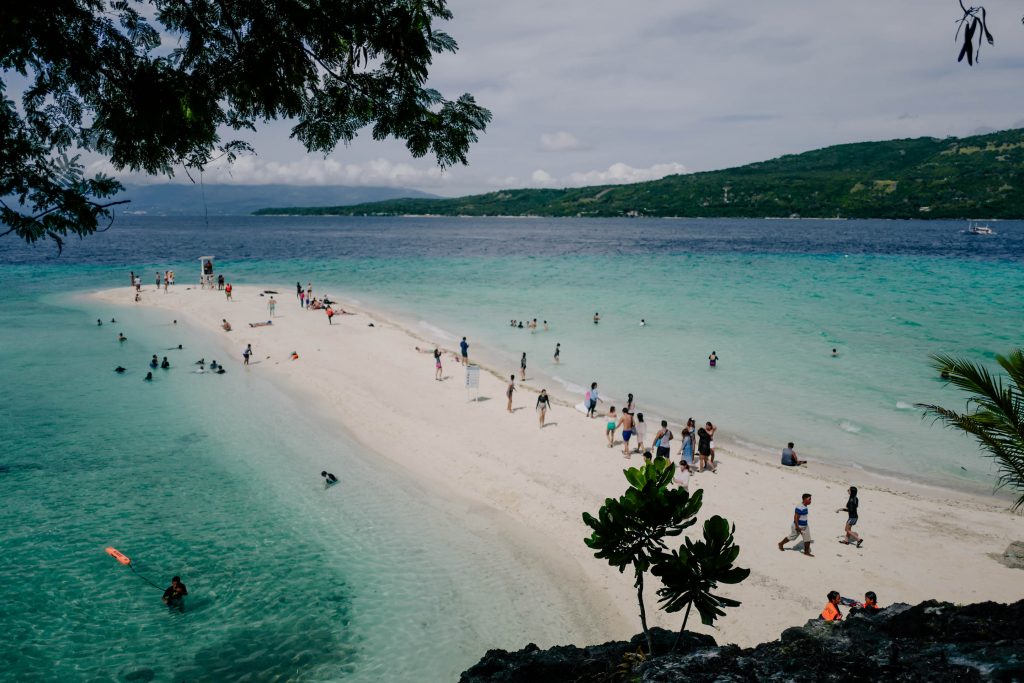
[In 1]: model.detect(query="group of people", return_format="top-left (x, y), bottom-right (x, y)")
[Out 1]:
top-left (153, 270), bottom-right (176, 291)
top-left (778, 487), bottom-right (864, 560)
top-left (509, 318), bottom-right (549, 332)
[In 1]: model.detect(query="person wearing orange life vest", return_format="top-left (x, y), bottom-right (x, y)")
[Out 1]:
top-left (821, 590), bottom-right (843, 621)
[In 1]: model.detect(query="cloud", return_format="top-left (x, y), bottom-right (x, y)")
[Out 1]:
top-left (528, 162), bottom-right (686, 188)
top-left (539, 131), bottom-right (589, 152)
top-left (93, 155), bottom-right (451, 188)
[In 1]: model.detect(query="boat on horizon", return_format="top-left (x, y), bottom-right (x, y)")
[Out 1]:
top-left (965, 221), bottom-right (996, 235)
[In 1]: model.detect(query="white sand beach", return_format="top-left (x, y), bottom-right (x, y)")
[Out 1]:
top-left (92, 283), bottom-right (1024, 648)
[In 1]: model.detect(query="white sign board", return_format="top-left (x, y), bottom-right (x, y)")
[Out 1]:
top-left (465, 364), bottom-right (480, 390)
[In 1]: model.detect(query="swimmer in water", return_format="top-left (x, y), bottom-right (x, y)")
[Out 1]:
top-left (115, 366), bottom-right (126, 373)
top-left (144, 372), bottom-right (153, 381)
top-left (640, 319), bottom-right (646, 327)
top-left (832, 348), bottom-right (838, 357)
top-left (118, 333), bottom-right (127, 343)
top-left (162, 576), bottom-right (188, 611)
top-left (160, 357), bottom-right (170, 369)
top-left (210, 360), bottom-right (219, 370)
top-left (149, 355), bottom-right (159, 368)
top-left (97, 319), bottom-right (102, 326)
top-left (708, 351), bottom-right (718, 368)
top-left (321, 471), bottom-right (339, 486)
top-left (194, 358), bottom-right (205, 366)
top-left (593, 312), bottom-right (600, 324)
top-left (110, 318), bottom-right (116, 323)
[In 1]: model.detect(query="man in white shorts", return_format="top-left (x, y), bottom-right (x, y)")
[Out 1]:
top-left (778, 493), bottom-right (813, 557)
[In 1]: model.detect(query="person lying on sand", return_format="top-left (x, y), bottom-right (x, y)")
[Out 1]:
top-left (248, 321), bottom-right (273, 328)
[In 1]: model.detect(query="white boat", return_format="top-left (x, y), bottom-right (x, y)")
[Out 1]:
top-left (966, 221), bottom-right (995, 235)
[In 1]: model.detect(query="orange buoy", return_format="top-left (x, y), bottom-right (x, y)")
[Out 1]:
top-left (105, 547), bottom-right (131, 565)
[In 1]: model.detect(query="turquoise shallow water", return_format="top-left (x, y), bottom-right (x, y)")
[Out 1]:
top-left (0, 268), bottom-right (592, 682)
top-left (1, 216), bottom-right (1023, 679)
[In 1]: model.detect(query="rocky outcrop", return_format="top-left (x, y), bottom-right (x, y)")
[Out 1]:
top-left (461, 599), bottom-right (1024, 682)
top-left (1000, 541), bottom-right (1024, 570)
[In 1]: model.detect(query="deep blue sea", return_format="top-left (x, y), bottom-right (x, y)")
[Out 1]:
top-left (1, 215), bottom-right (1022, 680)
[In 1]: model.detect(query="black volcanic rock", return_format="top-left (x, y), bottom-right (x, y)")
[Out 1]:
top-left (461, 600), bottom-right (1024, 682)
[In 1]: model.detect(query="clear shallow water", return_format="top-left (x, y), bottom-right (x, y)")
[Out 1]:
top-left (1, 216), bottom-right (1023, 679)
top-left (0, 273), bottom-right (590, 682)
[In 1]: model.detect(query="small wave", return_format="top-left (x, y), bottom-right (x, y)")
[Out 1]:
top-left (551, 375), bottom-right (587, 395)
top-left (895, 401), bottom-right (914, 411)
top-left (417, 321), bottom-right (459, 342)
top-left (838, 420), bottom-right (862, 434)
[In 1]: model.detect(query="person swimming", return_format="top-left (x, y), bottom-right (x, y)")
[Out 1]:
top-left (110, 318), bottom-right (116, 323)
top-left (118, 333), bottom-right (127, 343)
top-left (194, 358), bottom-right (205, 365)
top-left (162, 576), bottom-right (188, 611)
top-left (160, 357), bottom-right (170, 369)
top-left (210, 360), bottom-right (219, 370)
top-left (144, 372), bottom-right (153, 381)
top-left (115, 366), bottom-right (126, 373)
top-left (149, 355), bottom-right (159, 368)
top-left (97, 319), bottom-right (102, 326)
top-left (321, 471), bottom-right (339, 486)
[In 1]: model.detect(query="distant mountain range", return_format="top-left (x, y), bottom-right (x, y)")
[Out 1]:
top-left (116, 183), bottom-right (437, 216)
top-left (254, 129), bottom-right (1024, 219)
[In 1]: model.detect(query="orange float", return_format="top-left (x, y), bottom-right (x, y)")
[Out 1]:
top-left (105, 547), bottom-right (131, 565)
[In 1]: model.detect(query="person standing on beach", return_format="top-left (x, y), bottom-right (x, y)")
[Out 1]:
top-left (326, 306), bottom-right (335, 324)
top-left (706, 421), bottom-right (718, 467)
top-left (129, 271), bottom-right (135, 288)
top-left (299, 289), bottom-right (305, 308)
top-left (536, 389), bottom-right (551, 427)
top-left (779, 493), bottom-right (814, 557)
top-left (654, 420), bottom-right (673, 460)
top-left (433, 348), bottom-right (442, 380)
top-left (163, 271), bottom-right (169, 292)
top-left (554, 343), bottom-right (560, 363)
top-left (296, 282), bottom-right (303, 300)
top-left (708, 351), bottom-right (719, 368)
top-left (267, 296), bottom-right (276, 317)
top-left (168, 271), bottom-right (174, 286)
top-left (243, 343), bottom-right (252, 366)
top-left (506, 375), bottom-right (516, 413)
top-left (618, 409), bottom-right (634, 457)
top-left (225, 282), bottom-right (233, 301)
top-left (837, 486), bottom-right (863, 547)
top-left (520, 353), bottom-right (527, 381)
top-left (460, 337), bottom-right (469, 365)
top-left (634, 412), bottom-right (647, 453)
top-left (306, 283), bottom-right (313, 308)
top-left (155, 271), bottom-right (161, 289)
top-left (605, 406), bottom-right (617, 448)
top-left (586, 382), bottom-right (600, 418)
top-left (696, 426), bottom-right (715, 473)
top-left (680, 427), bottom-right (694, 465)
top-left (624, 393), bottom-right (636, 414)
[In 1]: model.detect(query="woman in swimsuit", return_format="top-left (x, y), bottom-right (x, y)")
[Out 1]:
top-left (434, 348), bottom-right (442, 381)
top-left (536, 389), bottom-right (551, 427)
top-left (520, 352), bottom-right (527, 381)
top-left (506, 375), bottom-right (516, 413)
top-left (708, 351), bottom-right (718, 368)
top-left (606, 406), bottom-right (617, 448)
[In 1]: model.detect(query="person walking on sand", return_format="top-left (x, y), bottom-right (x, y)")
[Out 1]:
top-left (506, 375), bottom-right (516, 413)
top-left (326, 306), bottom-right (335, 324)
top-left (779, 493), bottom-right (814, 557)
top-left (433, 347), bottom-right (442, 380)
top-left (243, 343), bottom-right (252, 366)
top-left (519, 352), bottom-right (527, 381)
top-left (653, 420), bottom-right (673, 460)
top-left (837, 486), bottom-right (863, 547)
top-left (554, 342), bottom-right (560, 363)
top-left (618, 409), bottom-right (635, 457)
top-left (634, 412), bottom-right (647, 453)
top-left (299, 289), bottom-right (305, 308)
top-left (586, 382), bottom-right (600, 418)
top-left (605, 406), bottom-right (618, 448)
top-left (225, 282), bottom-right (233, 301)
top-left (460, 337), bottom-right (469, 365)
top-left (268, 296), bottom-right (276, 317)
top-left (536, 389), bottom-right (551, 427)
top-left (296, 282), bottom-right (303, 300)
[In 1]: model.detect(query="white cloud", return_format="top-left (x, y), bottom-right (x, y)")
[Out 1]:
top-left (539, 131), bottom-right (588, 152)
top-left (528, 162), bottom-right (685, 188)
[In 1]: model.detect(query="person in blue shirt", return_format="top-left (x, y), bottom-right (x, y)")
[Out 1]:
top-left (460, 337), bottom-right (469, 365)
top-left (778, 493), bottom-right (814, 557)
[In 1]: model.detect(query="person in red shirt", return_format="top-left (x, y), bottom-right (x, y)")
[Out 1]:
top-left (225, 282), bottom-right (233, 301)
top-left (326, 307), bottom-right (334, 324)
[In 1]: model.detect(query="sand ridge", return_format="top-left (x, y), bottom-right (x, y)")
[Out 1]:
top-left (92, 283), bottom-right (1024, 648)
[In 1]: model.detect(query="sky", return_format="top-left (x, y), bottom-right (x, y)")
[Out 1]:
top-left (98, 1), bottom-right (1024, 196)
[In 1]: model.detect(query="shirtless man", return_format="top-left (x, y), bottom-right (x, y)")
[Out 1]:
top-left (617, 410), bottom-right (635, 458)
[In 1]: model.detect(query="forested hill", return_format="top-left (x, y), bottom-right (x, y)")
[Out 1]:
top-left (255, 129), bottom-right (1024, 219)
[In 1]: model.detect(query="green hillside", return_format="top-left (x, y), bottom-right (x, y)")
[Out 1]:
top-left (255, 129), bottom-right (1024, 219)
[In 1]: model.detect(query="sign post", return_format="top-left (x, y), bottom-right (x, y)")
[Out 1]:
top-left (465, 364), bottom-right (480, 402)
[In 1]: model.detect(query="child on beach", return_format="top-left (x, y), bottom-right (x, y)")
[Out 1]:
top-left (605, 407), bottom-right (617, 448)
top-left (434, 348), bottom-right (442, 380)
top-left (243, 343), bottom-right (252, 366)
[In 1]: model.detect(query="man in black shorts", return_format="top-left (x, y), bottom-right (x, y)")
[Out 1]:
top-left (654, 420), bottom-right (673, 460)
